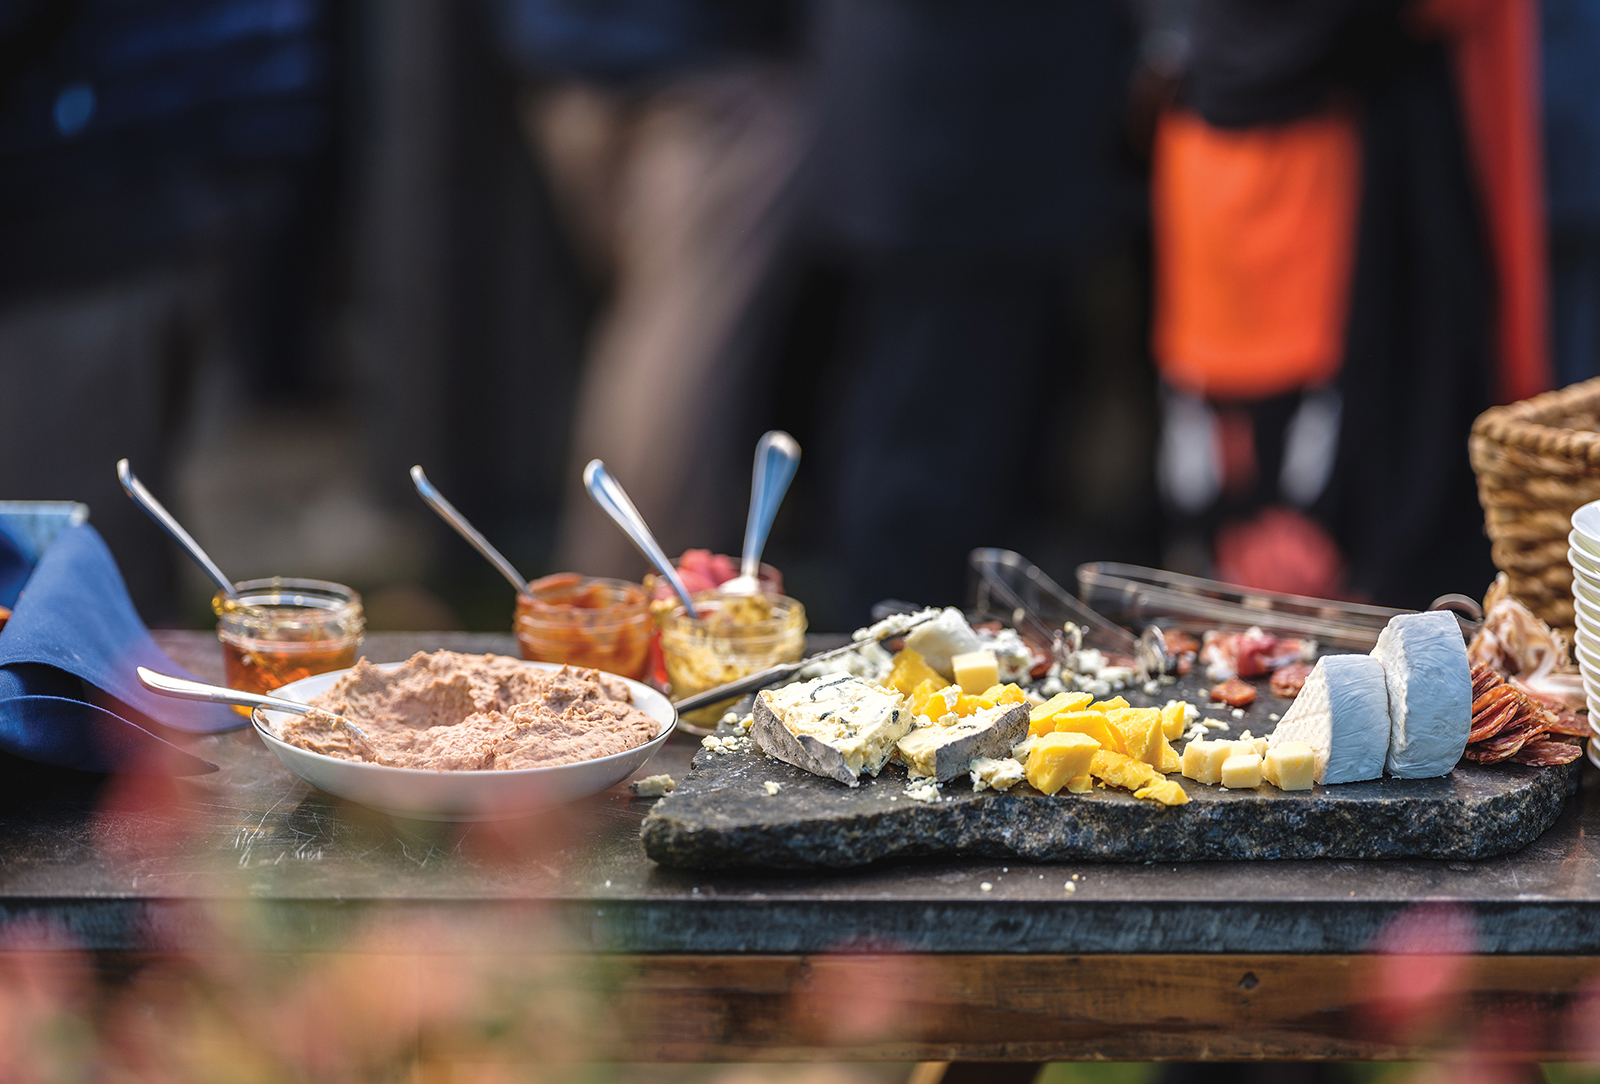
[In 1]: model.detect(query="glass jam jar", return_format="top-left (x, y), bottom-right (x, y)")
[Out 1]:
top-left (658, 592), bottom-right (806, 732)
top-left (216, 578), bottom-right (365, 700)
top-left (513, 573), bottom-right (653, 679)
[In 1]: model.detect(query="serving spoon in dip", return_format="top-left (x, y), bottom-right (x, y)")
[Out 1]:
top-left (136, 666), bottom-right (373, 745)
top-left (117, 459), bottom-right (238, 601)
top-left (410, 465), bottom-right (529, 595)
top-left (720, 430), bottom-right (800, 596)
top-left (583, 459), bottom-right (700, 618)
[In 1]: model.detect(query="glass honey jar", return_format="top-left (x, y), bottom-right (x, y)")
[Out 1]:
top-left (216, 578), bottom-right (365, 701)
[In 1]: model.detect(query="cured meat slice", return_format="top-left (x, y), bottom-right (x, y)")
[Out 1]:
top-left (1508, 739), bottom-right (1584, 766)
top-left (1463, 722), bottom-right (1541, 763)
top-left (1164, 630), bottom-right (1200, 656)
top-left (1269, 661), bottom-right (1313, 698)
top-left (1210, 677), bottom-right (1257, 708)
top-left (1542, 710), bottom-right (1591, 737)
top-left (1471, 663), bottom-right (1503, 700)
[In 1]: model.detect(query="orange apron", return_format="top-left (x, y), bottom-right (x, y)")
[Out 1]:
top-left (1152, 109), bottom-right (1361, 400)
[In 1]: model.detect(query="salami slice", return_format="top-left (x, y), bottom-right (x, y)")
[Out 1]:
top-left (1269, 661), bottom-right (1313, 698)
top-left (1508, 739), bottom-right (1584, 766)
top-left (1542, 710), bottom-right (1591, 737)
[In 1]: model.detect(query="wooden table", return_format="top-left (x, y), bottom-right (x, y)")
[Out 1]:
top-left (2, 631), bottom-right (1598, 1072)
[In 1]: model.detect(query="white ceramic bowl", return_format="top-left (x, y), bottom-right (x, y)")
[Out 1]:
top-left (1570, 535), bottom-right (1600, 577)
top-left (252, 660), bottom-right (676, 821)
top-left (1574, 521), bottom-right (1600, 556)
top-left (1573, 501), bottom-right (1600, 548)
top-left (1573, 584), bottom-right (1600, 619)
top-left (1571, 561), bottom-right (1600, 597)
top-left (1588, 737), bottom-right (1600, 771)
top-left (1576, 624), bottom-right (1600, 655)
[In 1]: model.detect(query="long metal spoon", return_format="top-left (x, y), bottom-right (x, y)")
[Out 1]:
top-left (722, 430), bottom-right (800, 596)
top-left (117, 458), bottom-right (237, 600)
top-left (410, 465), bottom-right (528, 594)
top-left (136, 666), bottom-right (373, 744)
top-left (582, 459), bottom-right (699, 617)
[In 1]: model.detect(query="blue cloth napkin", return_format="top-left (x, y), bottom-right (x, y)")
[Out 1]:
top-left (0, 524), bottom-right (241, 774)
top-left (0, 520), bottom-right (29, 608)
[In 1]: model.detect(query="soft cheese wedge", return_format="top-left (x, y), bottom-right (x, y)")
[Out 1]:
top-left (897, 702), bottom-right (1030, 781)
top-left (1266, 654), bottom-right (1389, 784)
top-left (1370, 610), bottom-right (1471, 778)
top-left (753, 676), bottom-right (912, 787)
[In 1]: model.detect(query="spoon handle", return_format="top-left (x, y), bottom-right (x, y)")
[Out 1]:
top-left (410, 466), bottom-right (528, 595)
top-left (117, 459), bottom-right (237, 599)
top-left (741, 431), bottom-right (800, 582)
top-left (582, 460), bottom-right (699, 616)
top-left (136, 666), bottom-right (315, 715)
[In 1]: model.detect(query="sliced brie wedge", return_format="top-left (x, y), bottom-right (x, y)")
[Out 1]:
top-left (1267, 654), bottom-right (1389, 784)
top-left (1370, 610), bottom-right (1470, 778)
top-left (752, 676), bottom-right (912, 787)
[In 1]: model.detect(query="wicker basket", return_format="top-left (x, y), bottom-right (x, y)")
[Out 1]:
top-left (1469, 376), bottom-right (1600, 640)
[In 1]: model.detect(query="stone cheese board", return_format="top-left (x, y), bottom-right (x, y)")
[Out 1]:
top-left (640, 671), bottom-right (1584, 870)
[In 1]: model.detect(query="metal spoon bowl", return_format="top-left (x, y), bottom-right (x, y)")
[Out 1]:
top-left (722, 430), bottom-right (800, 596)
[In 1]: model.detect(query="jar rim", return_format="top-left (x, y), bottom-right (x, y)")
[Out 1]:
top-left (215, 577), bottom-right (364, 635)
top-left (658, 592), bottom-right (806, 640)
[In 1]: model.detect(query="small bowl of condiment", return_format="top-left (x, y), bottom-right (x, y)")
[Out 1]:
top-left (658, 592), bottom-right (806, 732)
top-left (513, 572), bottom-right (653, 679)
top-left (215, 578), bottom-right (365, 699)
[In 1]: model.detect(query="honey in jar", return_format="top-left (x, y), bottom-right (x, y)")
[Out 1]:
top-left (216, 578), bottom-right (365, 703)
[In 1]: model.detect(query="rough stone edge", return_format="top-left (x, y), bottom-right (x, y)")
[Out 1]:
top-left (639, 760), bottom-right (1582, 870)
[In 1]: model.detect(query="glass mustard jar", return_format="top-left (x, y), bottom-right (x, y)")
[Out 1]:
top-left (216, 578), bottom-right (365, 700)
top-left (658, 592), bottom-right (806, 732)
top-left (514, 573), bottom-right (654, 679)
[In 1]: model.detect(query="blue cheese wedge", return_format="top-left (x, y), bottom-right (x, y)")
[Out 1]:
top-left (1370, 610), bottom-right (1470, 778)
top-left (1267, 654), bottom-right (1389, 784)
top-left (896, 703), bottom-right (1031, 781)
top-left (752, 676), bottom-right (912, 786)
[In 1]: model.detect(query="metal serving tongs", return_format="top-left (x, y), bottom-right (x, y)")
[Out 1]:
top-left (1075, 562), bottom-right (1484, 653)
top-left (670, 610), bottom-right (939, 716)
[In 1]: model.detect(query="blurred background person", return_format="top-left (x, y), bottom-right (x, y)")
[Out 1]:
top-left (0, 0), bottom-right (338, 622)
top-left (1543, 0), bottom-right (1600, 386)
top-left (789, 0), bottom-right (1151, 622)
top-left (1149, 0), bottom-right (1545, 610)
top-left (482, 0), bottom-right (808, 579)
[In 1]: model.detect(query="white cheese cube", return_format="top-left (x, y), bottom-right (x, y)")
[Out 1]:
top-left (1181, 739), bottom-right (1232, 785)
top-left (1230, 736), bottom-right (1268, 758)
top-left (1267, 655), bottom-right (1388, 784)
top-left (1264, 741), bottom-right (1315, 790)
top-left (950, 650), bottom-right (1000, 694)
top-left (903, 607), bottom-right (984, 680)
top-left (1221, 753), bottom-right (1263, 789)
top-left (1370, 610), bottom-right (1470, 778)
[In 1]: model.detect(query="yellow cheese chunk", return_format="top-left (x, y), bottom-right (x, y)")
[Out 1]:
top-left (884, 648), bottom-right (949, 697)
top-left (1264, 741), bottom-right (1315, 791)
top-left (909, 679), bottom-right (957, 720)
top-left (1024, 732), bottom-right (1101, 796)
top-left (1158, 737), bottom-right (1181, 774)
top-left (1043, 711), bottom-right (1124, 751)
top-left (1066, 774), bottom-right (1093, 793)
top-left (1030, 691), bottom-right (1093, 725)
top-left (1180, 739), bottom-right (1231, 786)
top-left (1230, 736), bottom-right (1268, 759)
top-left (978, 682), bottom-right (1027, 709)
top-left (1088, 749), bottom-right (1161, 792)
top-left (1221, 753), bottom-right (1263, 789)
top-left (950, 650), bottom-right (1000, 694)
top-left (1106, 708), bottom-right (1164, 769)
top-left (1159, 700), bottom-right (1190, 740)
top-left (1089, 696), bottom-right (1130, 712)
top-left (1134, 779), bottom-right (1190, 806)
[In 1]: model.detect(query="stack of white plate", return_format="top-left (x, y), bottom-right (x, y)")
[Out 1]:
top-left (1566, 502), bottom-right (1600, 767)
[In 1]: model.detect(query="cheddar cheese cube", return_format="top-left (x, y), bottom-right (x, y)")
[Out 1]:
top-left (1181, 739), bottom-right (1231, 785)
top-left (950, 650), bottom-right (1000, 694)
top-left (1159, 700), bottom-right (1191, 740)
top-left (1024, 732), bottom-right (1101, 796)
top-left (978, 682), bottom-right (1027, 709)
top-left (1089, 696), bottom-right (1130, 712)
top-left (1264, 741), bottom-right (1315, 791)
top-left (1066, 774), bottom-right (1094, 793)
top-left (1158, 737), bottom-right (1181, 774)
top-left (1106, 708), bottom-right (1164, 769)
top-left (1221, 753), bottom-right (1263, 789)
top-left (1030, 691), bottom-right (1093, 726)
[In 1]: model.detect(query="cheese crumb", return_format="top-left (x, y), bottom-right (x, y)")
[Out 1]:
top-left (904, 779), bottom-right (942, 803)
top-left (980, 882), bottom-right (994, 892)
top-left (1269, 713), bottom-right (1280, 721)
top-left (1231, 708), bottom-right (1246, 719)
top-left (764, 781), bottom-right (781, 796)
top-left (629, 774), bottom-right (676, 797)
top-left (1064, 882), bottom-right (1076, 893)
